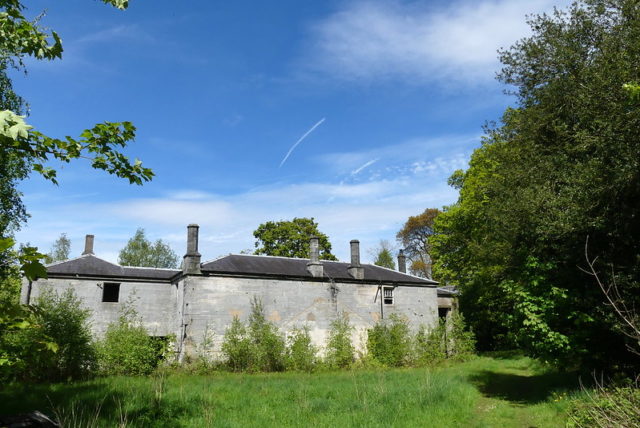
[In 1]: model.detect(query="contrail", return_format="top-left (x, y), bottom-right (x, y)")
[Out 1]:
top-left (279, 118), bottom-right (326, 168)
top-left (351, 158), bottom-right (379, 175)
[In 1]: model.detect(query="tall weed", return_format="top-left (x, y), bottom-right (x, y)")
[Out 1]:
top-left (286, 326), bottom-right (317, 372)
top-left (325, 314), bottom-right (355, 368)
top-left (96, 300), bottom-right (163, 376)
top-left (367, 314), bottom-right (412, 367)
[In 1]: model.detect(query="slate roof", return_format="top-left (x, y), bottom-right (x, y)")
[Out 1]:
top-left (46, 254), bottom-right (180, 281)
top-left (201, 254), bottom-right (437, 286)
top-left (437, 286), bottom-right (458, 297)
top-left (44, 253), bottom-right (438, 286)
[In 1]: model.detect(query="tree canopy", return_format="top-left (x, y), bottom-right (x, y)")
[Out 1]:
top-left (0, 0), bottom-right (151, 372)
top-left (370, 240), bottom-right (395, 270)
top-left (118, 228), bottom-right (178, 269)
top-left (396, 208), bottom-right (440, 278)
top-left (253, 218), bottom-right (337, 260)
top-left (44, 233), bottom-right (70, 264)
top-left (431, 0), bottom-right (640, 369)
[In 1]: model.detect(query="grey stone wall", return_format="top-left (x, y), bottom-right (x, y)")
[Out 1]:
top-left (22, 275), bottom-right (438, 360)
top-left (22, 277), bottom-right (178, 337)
top-left (178, 275), bottom-right (438, 358)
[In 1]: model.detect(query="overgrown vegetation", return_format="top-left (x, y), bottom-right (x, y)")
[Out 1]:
top-left (1, 287), bottom-right (95, 382)
top-left (428, 0), bottom-right (640, 371)
top-left (285, 326), bottom-right (318, 372)
top-left (366, 312), bottom-right (476, 368)
top-left (568, 382), bottom-right (640, 427)
top-left (367, 314), bottom-right (412, 367)
top-left (324, 314), bottom-right (356, 369)
top-left (221, 297), bottom-right (286, 372)
top-left (96, 301), bottom-right (167, 376)
top-left (0, 354), bottom-right (582, 427)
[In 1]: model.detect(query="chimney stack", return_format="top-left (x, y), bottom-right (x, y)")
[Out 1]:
top-left (183, 224), bottom-right (201, 275)
top-left (347, 239), bottom-right (364, 280)
top-left (398, 249), bottom-right (407, 273)
top-left (306, 236), bottom-right (323, 278)
top-left (82, 234), bottom-right (94, 255)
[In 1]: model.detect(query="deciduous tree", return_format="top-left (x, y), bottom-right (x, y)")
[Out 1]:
top-left (370, 239), bottom-right (395, 270)
top-left (432, 0), bottom-right (640, 369)
top-left (44, 233), bottom-right (70, 264)
top-left (253, 217), bottom-right (337, 260)
top-left (118, 228), bottom-right (178, 269)
top-left (396, 208), bottom-right (440, 278)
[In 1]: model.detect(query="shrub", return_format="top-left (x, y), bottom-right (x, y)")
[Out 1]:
top-left (448, 312), bottom-right (476, 360)
top-left (4, 287), bottom-right (96, 382)
top-left (221, 316), bottom-right (252, 372)
top-left (413, 322), bottom-right (447, 366)
top-left (96, 303), bottom-right (161, 376)
top-left (285, 326), bottom-right (317, 372)
top-left (367, 314), bottom-right (412, 367)
top-left (247, 297), bottom-right (286, 372)
top-left (568, 384), bottom-right (640, 427)
top-left (324, 314), bottom-right (355, 369)
top-left (34, 288), bottom-right (97, 380)
top-left (221, 297), bottom-right (286, 372)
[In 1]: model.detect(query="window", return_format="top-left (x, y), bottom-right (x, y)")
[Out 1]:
top-left (383, 287), bottom-right (394, 305)
top-left (438, 307), bottom-right (451, 320)
top-left (102, 283), bottom-right (120, 302)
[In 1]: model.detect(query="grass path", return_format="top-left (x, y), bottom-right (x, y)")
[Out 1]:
top-left (463, 355), bottom-right (577, 427)
top-left (0, 355), bottom-right (579, 427)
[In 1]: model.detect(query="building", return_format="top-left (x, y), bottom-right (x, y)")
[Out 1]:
top-left (22, 225), bottom-right (448, 359)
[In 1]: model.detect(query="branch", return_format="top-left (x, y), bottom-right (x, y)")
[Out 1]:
top-left (584, 236), bottom-right (640, 348)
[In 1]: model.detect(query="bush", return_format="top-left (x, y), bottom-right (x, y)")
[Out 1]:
top-left (96, 304), bottom-right (163, 376)
top-left (221, 297), bottom-right (286, 372)
top-left (367, 314), bottom-right (412, 367)
top-left (448, 312), bottom-right (476, 360)
top-left (3, 287), bottom-right (96, 382)
top-left (413, 322), bottom-right (447, 366)
top-left (221, 316), bottom-right (252, 372)
top-left (285, 326), bottom-right (317, 372)
top-left (324, 314), bottom-right (355, 369)
top-left (34, 288), bottom-right (97, 380)
top-left (413, 313), bottom-right (475, 366)
top-left (569, 384), bottom-right (640, 427)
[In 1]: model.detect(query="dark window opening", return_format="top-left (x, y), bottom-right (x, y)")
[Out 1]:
top-left (383, 287), bottom-right (394, 305)
top-left (102, 283), bottom-right (120, 302)
top-left (438, 307), bottom-right (450, 320)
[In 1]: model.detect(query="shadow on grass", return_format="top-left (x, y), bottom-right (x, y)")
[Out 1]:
top-left (0, 381), bottom-right (202, 427)
top-left (469, 370), bottom-right (580, 404)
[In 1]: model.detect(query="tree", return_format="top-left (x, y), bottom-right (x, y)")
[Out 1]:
top-left (370, 239), bottom-right (395, 270)
top-left (118, 228), bottom-right (178, 268)
top-left (0, 0), bottom-right (151, 376)
top-left (432, 0), bottom-right (640, 369)
top-left (0, 0), bottom-right (153, 261)
top-left (253, 217), bottom-right (337, 260)
top-left (396, 208), bottom-right (440, 278)
top-left (44, 233), bottom-right (70, 264)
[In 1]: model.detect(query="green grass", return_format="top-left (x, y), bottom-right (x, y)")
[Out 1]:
top-left (0, 354), bottom-right (581, 427)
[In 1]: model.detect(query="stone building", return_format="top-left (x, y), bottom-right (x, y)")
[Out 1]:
top-left (22, 225), bottom-right (449, 359)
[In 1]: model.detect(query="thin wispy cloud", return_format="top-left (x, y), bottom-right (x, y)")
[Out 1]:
top-left (279, 118), bottom-right (326, 167)
top-left (303, 0), bottom-right (567, 85)
top-left (351, 158), bottom-right (379, 176)
top-left (17, 134), bottom-right (471, 263)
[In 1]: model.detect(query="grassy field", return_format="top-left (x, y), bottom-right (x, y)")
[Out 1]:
top-left (0, 354), bottom-right (582, 427)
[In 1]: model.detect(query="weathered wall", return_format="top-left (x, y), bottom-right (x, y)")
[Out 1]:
top-left (22, 278), bottom-right (178, 337)
top-left (21, 274), bottom-right (438, 359)
top-left (179, 275), bottom-right (438, 358)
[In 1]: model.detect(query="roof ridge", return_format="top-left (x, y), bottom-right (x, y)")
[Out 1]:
top-left (122, 265), bottom-right (181, 272)
top-left (204, 253), bottom-right (349, 263)
top-left (370, 263), bottom-right (438, 283)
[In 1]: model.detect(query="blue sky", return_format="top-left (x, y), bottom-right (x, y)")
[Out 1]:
top-left (13, 0), bottom-right (565, 263)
